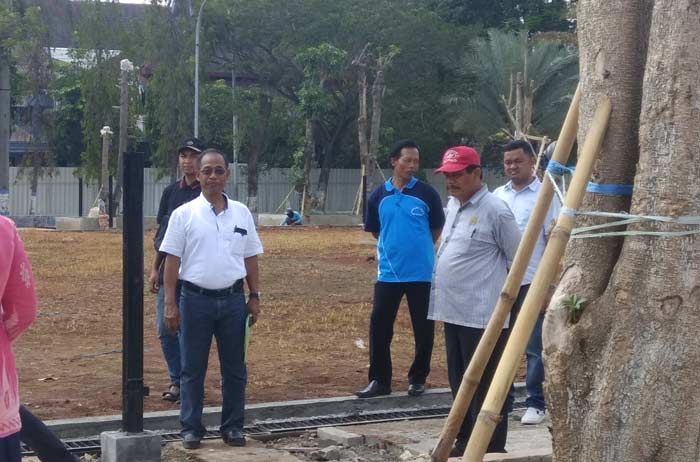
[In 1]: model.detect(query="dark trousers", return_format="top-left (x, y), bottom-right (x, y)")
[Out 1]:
top-left (444, 323), bottom-right (509, 453)
top-left (0, 433), bottom-right (21, 462)
top-left (179, 286), bottom-right (248, 438)
top-left (368, 281), bottom-right (434, 387)
top-left (19, 405), bottom-right (79, 462)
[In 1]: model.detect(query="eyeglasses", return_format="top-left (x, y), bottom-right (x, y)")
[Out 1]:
top-left (200, 167), bottom-right (227, 176)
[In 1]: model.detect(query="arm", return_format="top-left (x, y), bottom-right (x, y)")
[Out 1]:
top-left (496, 209), bottom-right (523, 268)
top-left (428, 186), bottom-right (446, 245)
top-left (244, 256), bottom-right (260, 326)
top-left (148, 251), bottom-right (165, 293)
top-left (2, 226), bottom-right (37, 342)
top-left (163, 254), bottom-right (181, 332)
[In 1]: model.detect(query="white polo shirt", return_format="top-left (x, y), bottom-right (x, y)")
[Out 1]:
top-left (493, 177), bottom-right (560, 285)
top-left (159, 193), bottom-right (263, 290)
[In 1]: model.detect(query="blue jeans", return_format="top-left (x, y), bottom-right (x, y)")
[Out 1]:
top-left (525, 312), bottom-right (545, 411)
top-left (179, 285), bottom-right (248, 438)
top-left (156, 283), bottom-right (182, 386)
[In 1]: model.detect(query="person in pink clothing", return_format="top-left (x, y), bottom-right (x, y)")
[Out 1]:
top-left (0, 216), bottom-right (37, 462)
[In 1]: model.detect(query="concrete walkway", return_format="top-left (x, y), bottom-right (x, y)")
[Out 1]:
top-left (165, 409), bottom-right (552, 462)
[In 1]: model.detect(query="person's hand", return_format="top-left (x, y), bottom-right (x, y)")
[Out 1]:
top-left (148, 268), bottom-right (159, 294)
top-left (164, 299), bottom-right (180, 332)
top-left (246, 298), bottom-right (260, 326)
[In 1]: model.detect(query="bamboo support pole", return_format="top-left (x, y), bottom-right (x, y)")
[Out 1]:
top-left (462, 95), bottom-right (611, 462)
top-left (430, 85), bottom-right (581, 462)
top-left (533, 135), bottom-right (549, 173)
top-left (274, 187), bottom-right (296, 214)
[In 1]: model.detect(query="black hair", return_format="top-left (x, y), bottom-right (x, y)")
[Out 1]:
top-left (503, 139), bottom-right (535, 157)
top-left (466, 164), bottom-right (483, 180)
top-left (388, 139), bottom-right (420, 160)
top-left (197, 148), bottom-right (229, 169)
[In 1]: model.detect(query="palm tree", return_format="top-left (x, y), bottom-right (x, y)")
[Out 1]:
top-left (449, 29), bottom-right (578, 145)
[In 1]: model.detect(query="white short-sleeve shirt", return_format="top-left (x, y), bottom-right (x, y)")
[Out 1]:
top-left (493, 177), bottom-right (560, 285)
top-left (159, 193), bottom-right (263, 290)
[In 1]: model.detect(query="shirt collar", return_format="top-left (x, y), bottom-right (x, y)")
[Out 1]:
top-left (454, 184), bottom-right (488, 209)
top-left (384, 176), bottom-right (417, 192)
top-left (179, 177), bottom-right (201, 190)
top-left (504, 176), bottom-right (540, 193)
top-left (198, 192), bottom-right (229, 212)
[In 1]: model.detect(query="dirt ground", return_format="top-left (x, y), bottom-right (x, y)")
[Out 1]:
top-left (14, 227), bottom-right (454, 421)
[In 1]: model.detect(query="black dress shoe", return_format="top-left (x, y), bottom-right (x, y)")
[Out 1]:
top-left (182, 433), bottom-right (201, 450)
top-left (449, 439), bottom-right (467, 458)
top-left (355, 380), bottom-right (391, 398)
top-left (222, 429), bottom-right (246, 447)
top-left (407, 383), bottom-right (425, 396)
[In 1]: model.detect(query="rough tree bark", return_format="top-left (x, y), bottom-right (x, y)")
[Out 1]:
top-left (545, 1), bottom-right (700, 460)
top-left (246, 92), bottom-right (271, 219)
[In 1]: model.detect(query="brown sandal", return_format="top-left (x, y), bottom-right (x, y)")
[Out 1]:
top-left (162, 384), bottom-right (180, 402)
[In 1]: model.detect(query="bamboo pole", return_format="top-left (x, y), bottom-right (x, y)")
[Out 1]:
top-left (301, 184), bottom-right (307, 217)
top-left (462, 95), bottom-right (611, 462)
top-left (274, 187), bottom-right (296, 214)
top-left (430, 85), bottom-right (581, 462)
top-left (533, 135), bottom-right (549, 173)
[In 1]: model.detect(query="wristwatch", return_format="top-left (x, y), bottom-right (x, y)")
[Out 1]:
top-left (248, 292), bottom-right (261, 300)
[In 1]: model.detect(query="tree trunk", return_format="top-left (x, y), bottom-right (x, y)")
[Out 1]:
top-left (301, 118), bottom-right (315, 214)
top-left (357, 68), bottom-right (370, 216)
top-left (246, 92), bottom-right (271, 220)
top-left (366, 64), bottom-right (385, 194)
top-left (545, 1), bottom-right (700, 460)
top-left (0, 50), bottom-right (10, 216)
top-left (317, 112), bottom-right (353, 212)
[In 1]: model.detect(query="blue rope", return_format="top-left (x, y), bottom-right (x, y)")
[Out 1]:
top-left (546, 159), bottom-right (574, 176)
top-left (586, 182), bottom-right (634, 196)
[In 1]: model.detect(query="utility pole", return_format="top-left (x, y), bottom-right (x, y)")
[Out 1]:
top-left (112, 59), bottom-right (133, 217)
top-left (0, 47), bottom-right (10, 216)
top-left (99, 126), bottom-right (113, 213)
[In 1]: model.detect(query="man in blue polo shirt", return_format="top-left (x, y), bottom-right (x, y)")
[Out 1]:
top-left (356, 139), bottom-right (445, 399)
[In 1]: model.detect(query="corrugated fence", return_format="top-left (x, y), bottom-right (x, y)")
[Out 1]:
top-left (6, 166), bottom-right (507, 216)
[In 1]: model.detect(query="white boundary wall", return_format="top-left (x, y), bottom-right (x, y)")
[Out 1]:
top-left (6, 166), bottom-right (507, 216)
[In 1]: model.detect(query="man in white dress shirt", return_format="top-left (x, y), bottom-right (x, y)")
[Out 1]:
top-left (160, 149), bottom-right (263, 449)
top-left (494, 140), bottom-right (560, 425)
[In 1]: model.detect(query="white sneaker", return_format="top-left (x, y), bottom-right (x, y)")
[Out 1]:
top-left (521, 407), bottom-right (546, 425)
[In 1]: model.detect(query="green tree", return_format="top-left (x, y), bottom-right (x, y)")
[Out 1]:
top-left (142, 1), bottom-right (195, 179)
top-left (49, 62), bottom-right (84, 167)
top-left (424, 0), bottom-right (573, 32)
top-left (446, 29), bottom-right (578, 165)
top-left (71, 0), bottom-right (135, 182)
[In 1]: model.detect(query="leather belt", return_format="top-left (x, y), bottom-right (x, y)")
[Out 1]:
top-left (182, 279), bottom-right (244, 297)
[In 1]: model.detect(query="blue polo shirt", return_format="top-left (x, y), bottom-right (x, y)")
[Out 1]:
top-left (365, 177), bottom-right (445, 282)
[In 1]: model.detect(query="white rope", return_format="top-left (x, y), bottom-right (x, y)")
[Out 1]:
top-left (545, 175), bottom-right (700, 238)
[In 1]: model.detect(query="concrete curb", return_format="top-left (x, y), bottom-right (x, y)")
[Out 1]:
top-left (45, 383), bottom-right (527, 439)
top-left (46, 388), bottom-right (452, 439)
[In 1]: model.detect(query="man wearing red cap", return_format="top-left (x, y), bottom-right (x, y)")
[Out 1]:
top-left (429, 146), bottom-right (521, 456)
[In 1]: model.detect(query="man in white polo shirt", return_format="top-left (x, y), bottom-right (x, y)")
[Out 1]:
top-left (493, 139), bottom-right (560, 425)
top-left (160, 148), bottom-right (263, 449)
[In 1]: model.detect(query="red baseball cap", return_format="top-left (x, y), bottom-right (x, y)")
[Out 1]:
top-left (434, 146), bottom-right (481, 173)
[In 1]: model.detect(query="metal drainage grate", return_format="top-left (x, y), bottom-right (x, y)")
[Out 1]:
top-left (22, 403), bottom-right (525, 458)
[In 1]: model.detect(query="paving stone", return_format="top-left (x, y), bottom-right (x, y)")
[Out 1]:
top-left (317, 427), bottom-right (365, 447)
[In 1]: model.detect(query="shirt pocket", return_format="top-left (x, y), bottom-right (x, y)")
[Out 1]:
top-left (470, 227), bottom-right (496, 253)
top-left (223, 230), bottom-right (246, 256)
